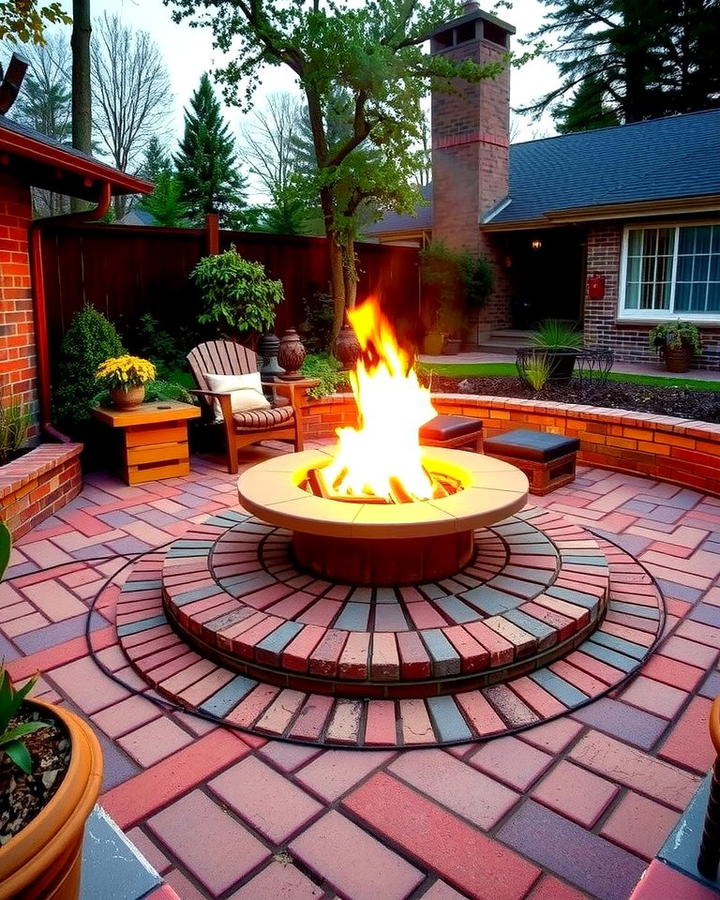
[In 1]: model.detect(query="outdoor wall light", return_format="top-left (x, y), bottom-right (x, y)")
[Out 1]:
top-left (530, 238), bottom-right (542, 251)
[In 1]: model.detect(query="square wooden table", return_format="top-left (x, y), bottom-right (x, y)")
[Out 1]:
top-left (92, 400), bottom-right (201, 486)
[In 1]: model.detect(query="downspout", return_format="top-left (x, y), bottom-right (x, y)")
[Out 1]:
top-left (29, 181), bottom-right (112, 442)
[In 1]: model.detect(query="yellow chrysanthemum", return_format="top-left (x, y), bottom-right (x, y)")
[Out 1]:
top-left (95, 355), bottom-right (156, 388)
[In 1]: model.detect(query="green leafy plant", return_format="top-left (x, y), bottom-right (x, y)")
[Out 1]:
top-left (0, 397), bottom-right (29, 466)
top-left (523, 351), bottom-right (553, 391)
top-left (420, 242), bottom-right (493, 337)
top-left (95, 356), bottom-right (156, 390)
top-left (191, 245), bottom-right (283, 338)
top-left (92, 380), bottom-right (195, 408)
top-left (299, 291), bottom-right (335, 353)
top-left (648, 321), bottom-right (702, 355)
top-left (53, 306), bottom-right (125, 430)
top-left (531, 319), bottom-right (584, 350)
top-left (0, 523), bottom-right (47, 775)
top-left (300, 353), bottom-right (349, 399)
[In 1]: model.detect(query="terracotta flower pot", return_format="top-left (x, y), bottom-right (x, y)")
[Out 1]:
top-left (663, 345), bottom-right (692, 373)
top-left (277, 328), bottom-right (307, 381)
top-left (110, 384), bottom-right (145, 410)
top-left (334, 324), bottom-right (361, 371)
top-left (0, 699), bottom-right (104, 900)
top-left (423, 332), bottom-right (444, 355)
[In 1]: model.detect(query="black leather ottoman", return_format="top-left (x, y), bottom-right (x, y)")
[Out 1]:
top-left (419, 415), bottom-right (484, 452)
top-left (484, 428), bottom-right (579, 494)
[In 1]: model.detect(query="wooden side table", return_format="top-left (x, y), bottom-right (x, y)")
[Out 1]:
top-left (92, 401), bottom-right (201, 486)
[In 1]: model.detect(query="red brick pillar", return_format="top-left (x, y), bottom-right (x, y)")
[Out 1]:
top-left (0, 173), bottom-right (38, 439)
top-left (430, 8), bottom-right (515, 336)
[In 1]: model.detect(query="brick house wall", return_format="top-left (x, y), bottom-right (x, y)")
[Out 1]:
top-left (431, 13), bottom-right (514, 335)
top-left (584, 222), bottom-right (720, 369)
top-left (0, 172), bottom-right (39, 437)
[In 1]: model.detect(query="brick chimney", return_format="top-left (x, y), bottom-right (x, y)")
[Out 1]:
top-left (430, 5), bottom-right (514, 255)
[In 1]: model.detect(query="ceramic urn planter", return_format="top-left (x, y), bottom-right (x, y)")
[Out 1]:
top-left (0, 698), bottom-right (103, 899)
top-left (277, 328), bottom-right (307, 381)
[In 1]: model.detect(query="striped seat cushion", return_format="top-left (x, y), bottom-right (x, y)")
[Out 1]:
top-left (233, 404), bottom-right (295, 430)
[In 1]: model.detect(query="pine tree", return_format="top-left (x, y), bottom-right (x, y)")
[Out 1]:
top-left (553, 75), bottom-right (620, 134)
top-left (174, 74), bottom-right (247, 228)
top-left (521, 0), bottom-right (720, 129)
top-left (140, 136), bottom-right (173, 183)
top-left (138, 173), bottom-right (190, 227)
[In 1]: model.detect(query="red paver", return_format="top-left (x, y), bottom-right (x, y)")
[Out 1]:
top-left (343, 773), bottom-right (541, 898)
top-left (600, 790), bottom-right (679, 860)
top-left (281, 624), bottom-right (325, 672)
top-left (210, 756), bottom-right (322, 843)
top-left (531, 759), bottom-right (619, 828)
top-left (389, 748), bottom-right (519, 829)
top-left (364, 699), bottom-right (398, 745)
top-left (125, 827), bottom-right (173, 875)
top-left (629, 859), bottom-right (720, 899)
top-left (658, 695), bottom-right (715, 774)
top-left (47, 655), bottom-right (130, 714)
top-left (370, 632), bottom-right (400, 679)
top-left (528, 874), bottom-right (590, 900)
top-left (569, 730), bottom-right (700, 811)
top-left (228, 861), bottom-right (323, 899)
top-left (254, 688), bottom-right (305, 734)
top-left (454, 690), bottom-right (506, 736)
top-left (289, 810), bottom-right (424, 900)
top-left (117, 717), bottom-right (194, 767)
top-left (91, 694), bottom-right (161, 739)
top-left (337, 632), bottom-right (370, 680)
top-left (620, 675), bottom-right (688, 719)
top-left (148, 790), bottom-right (270, 896)
top-left (308, 629), bottom-right (347, 676)
top-left (400, 698), bottom-right (436, 744)
top-left (288, 694), bottom-right (334, 741)
top-left (295, 749), bottom-right (393, 802)
top-left (638, 653), bottom-right (705, 692)
top-left (469, 736), bottom-right (554, 791)
top-left (396, 630), bottom-right (432, 679)
top-left (100, 730), bottom-right (250, 829)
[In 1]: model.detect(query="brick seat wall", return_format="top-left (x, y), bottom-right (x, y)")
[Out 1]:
top-left (0, 443), bottom-right (83, 539)
top-left (303, 393), bottom-right (720, 497)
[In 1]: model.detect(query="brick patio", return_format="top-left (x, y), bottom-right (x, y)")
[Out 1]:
top-left (3, 441), bottom-right (720, 899)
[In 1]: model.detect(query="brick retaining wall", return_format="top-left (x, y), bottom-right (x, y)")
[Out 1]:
top-left (303, 393), bottom-right (720, 496)
top-left (0, 443), bottom-right (83, 539)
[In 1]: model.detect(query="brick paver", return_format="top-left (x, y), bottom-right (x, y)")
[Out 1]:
top-left (5, 451), bottom-right (720, 898)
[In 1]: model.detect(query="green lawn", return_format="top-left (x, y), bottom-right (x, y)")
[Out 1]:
top-left (418, 362), bottom-right (720, 392)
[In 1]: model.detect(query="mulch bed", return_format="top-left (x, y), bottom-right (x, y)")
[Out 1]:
top-left (0, 707), bottom-right (70, 845)
top-left (424, 375), bottom-right (720, 424)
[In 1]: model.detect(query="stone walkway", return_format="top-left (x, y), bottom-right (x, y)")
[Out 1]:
top-left (3, 443), bottom-right (720, 899)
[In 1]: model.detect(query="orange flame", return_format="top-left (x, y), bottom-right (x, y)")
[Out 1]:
top-left (322, 299), bottom-right (437, 502)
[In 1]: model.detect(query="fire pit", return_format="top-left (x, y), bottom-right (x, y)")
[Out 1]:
top-left (238, 447), bottom-right (528, 585)
top-left (239, 300), bottom-right (527, 584)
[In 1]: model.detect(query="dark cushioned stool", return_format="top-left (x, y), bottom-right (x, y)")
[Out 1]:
top-left (419, 414), bottom-right (483, 452)
top-left (484, 428), bottom-right (579, 495)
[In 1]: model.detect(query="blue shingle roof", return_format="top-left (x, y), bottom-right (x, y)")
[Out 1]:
top-left (490, 108), bottom-right (720, 225)
top-left (365, 108), bottom-right (720, 236)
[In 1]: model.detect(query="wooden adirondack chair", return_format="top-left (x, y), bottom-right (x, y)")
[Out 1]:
top-left (187, 340), bottom-right (304, 474)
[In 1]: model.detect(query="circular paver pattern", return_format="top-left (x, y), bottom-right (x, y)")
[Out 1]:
top-left (112, 506), bottom-right (666, 749)
top-left (159, 507), bottom-right (608, 696)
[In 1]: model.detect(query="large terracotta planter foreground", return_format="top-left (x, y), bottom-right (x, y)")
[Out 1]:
top-left (0, 699), bottom-right (103, 900)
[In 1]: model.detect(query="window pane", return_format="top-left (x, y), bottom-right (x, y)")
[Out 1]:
top-left (626, 256), bottom-right (641, 281)
top-left (689, 283), bottom-right (706, 311)
top-left (676, 255), bottom-right (694, 281)
top-left (707, 282), bottom-right (720, 311)
top-left (710, 255), bottom-right (720, 281)
top-left (625, 281), bottom-right (639, 309)
top-left (678, 227), bottom-right (696, 254)
top-left (693, 254), bottom-right (711, 282)
top-left (627, 230), bottom-right (643, 255)
top-left (675, 282), bottom-right (691, 311)
top-left (712, 226), bottom-right (720, 254)
top-left (694, 226), bottom-right (712, 254)
top-left (655, 282), bottom-right (672, 309)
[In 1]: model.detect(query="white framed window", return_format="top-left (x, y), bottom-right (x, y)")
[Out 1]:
top-left (619, 223), bottom-right (720, 319)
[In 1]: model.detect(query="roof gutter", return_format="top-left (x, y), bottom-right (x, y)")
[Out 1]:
top-left (29, 181), bottom-right (112, 442)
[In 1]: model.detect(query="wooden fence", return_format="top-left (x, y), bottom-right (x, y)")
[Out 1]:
top-left (39, 223), bottom-right (420, 358)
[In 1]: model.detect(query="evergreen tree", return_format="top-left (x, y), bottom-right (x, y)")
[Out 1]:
top-left (140, 136), bottom-right (173, 183)
top-left (138, 172), bottom-right (190, 227)
top-left (521, 0), bottom-right (720, 129)
top-left (553, 75), bottom-right (620, 134)
top-left (174, 74), bottom-right (248, 228)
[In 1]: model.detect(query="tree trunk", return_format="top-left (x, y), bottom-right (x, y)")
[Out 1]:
top-left (71, 0), bottom-right (92, 213)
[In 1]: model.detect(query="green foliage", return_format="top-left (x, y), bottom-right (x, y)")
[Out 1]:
top-left (648, 321), bottom-right (702, 355)
top-left (174, 73), bottom-right (248, 228)
top-left (420, 242), bottom-right (493, 335)
top-left (0, 667), bottom-right (47, 775)
top-left (138, 172), bottom-right (191, 227)
top-left (131, 313), bottom-right (187, 377)
top-left (531, 319), bottom-right (584, 350)
top-left (300, 292), bottom-right (335, 353)
top-left (300, 353), bottom-right (349, 399)
top-left (191, 246), bottom-right (283, 337)
top-left (0, 2), bottom-right (71, 44)
top-left (523, 351), bottom-right (553, 391)
top-left (53, 306), bottom-right (125, 430)
top-left (553, 74), bottom-right (621, 134)
top-left (521, 1), bottom-right (720, 128)
top-left (0, 397), bottom-right (29, 466)
top-left (140, 136), bottom-right (173, 182)
top-left (0, 522), bottom-right (10, 582)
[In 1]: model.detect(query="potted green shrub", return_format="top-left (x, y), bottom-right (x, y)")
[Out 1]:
top-left (529, 319), bottom-right (584, 385)
top-left (0, 522), bottom-right (103, 898)
top-left (190, 245), bottom-right (283, 345)
top-left (648, 321), bottom-right (702, 373)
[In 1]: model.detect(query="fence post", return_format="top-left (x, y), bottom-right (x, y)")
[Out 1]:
top-left (205, 212), bottom-right (219, 255)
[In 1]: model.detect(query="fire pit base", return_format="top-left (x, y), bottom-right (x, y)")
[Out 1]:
top-left (292, 529), bottom-right (475, 586)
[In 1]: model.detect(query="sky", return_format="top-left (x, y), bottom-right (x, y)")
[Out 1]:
top-left (55, 0), bottom-right (560, 145)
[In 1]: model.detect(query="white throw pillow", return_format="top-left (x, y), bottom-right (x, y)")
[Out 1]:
top-left (203, 372), bottom-right (271, 421)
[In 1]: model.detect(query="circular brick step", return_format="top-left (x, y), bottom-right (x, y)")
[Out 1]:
top-left (113, 524), bottom-right (665, 749)
top-left (154, 507), bottom-right (610, 698)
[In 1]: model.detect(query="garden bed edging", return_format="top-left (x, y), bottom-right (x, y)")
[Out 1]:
top-left (0, 443), bottom-right (83, 539)
top-left (303, 393), bottom-right (720, 497)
